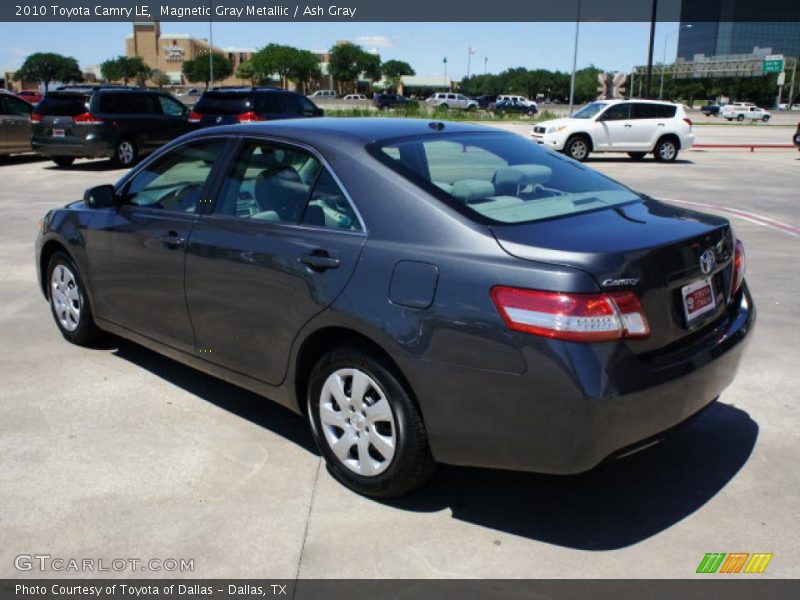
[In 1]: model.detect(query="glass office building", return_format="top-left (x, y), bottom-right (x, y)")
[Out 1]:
top-left (677, 0), bottom-right (800, 59)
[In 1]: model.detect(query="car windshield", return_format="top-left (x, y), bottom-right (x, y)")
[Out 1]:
top-left (372, 132), bottom-right (639, 225)
top-left (572, 102), bottom-right (608, 119)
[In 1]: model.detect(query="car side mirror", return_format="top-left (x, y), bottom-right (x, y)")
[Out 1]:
top-left (84, 184), bottom-right (117, 209)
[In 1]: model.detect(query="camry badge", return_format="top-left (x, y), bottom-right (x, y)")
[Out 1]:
top-left (602, 278), bottom-right (639, 287)
top-left (700, 249), bottom-right (716, 275)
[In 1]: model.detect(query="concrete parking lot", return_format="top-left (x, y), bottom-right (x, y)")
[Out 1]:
top-left (0, 123), bottom-right (798, 579)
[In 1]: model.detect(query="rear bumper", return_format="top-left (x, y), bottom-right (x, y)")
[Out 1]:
top-left (398, 284), bottom-right (755, 474)
top-left (32, 135), bottom-right (114, 158)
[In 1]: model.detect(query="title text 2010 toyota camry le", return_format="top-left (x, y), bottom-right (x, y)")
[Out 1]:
top-left (35, 119), bottom-right (754, 497)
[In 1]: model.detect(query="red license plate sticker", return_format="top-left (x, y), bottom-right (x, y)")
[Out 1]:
top-left (682, 277), bottom-right (716, 322)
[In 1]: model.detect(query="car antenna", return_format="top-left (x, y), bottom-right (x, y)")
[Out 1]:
top-left (428, 121), bottom-right (445, 131)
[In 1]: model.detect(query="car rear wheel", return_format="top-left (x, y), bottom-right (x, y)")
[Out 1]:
top-left (439, 103), bottom-right (449, 110)
top-left (52, 156), bottom-right (75, 168)
top-left (628, 152), bottom-right (647, 160)
top-left (737, 114), bottom-right (745, 122)
top-left (565, 135), bottom-right (590, 161)
top-left (307, 348), bottom-right (435, 497)
top-left (113, 138), bottom-right (138, 167)
top-left (47, 252), bottom-right (101, 346)
top-left (654, 137), bottom-right (679, 162)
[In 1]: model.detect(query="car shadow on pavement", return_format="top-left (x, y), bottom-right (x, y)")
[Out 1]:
top-left (44, 159), bottom-right (126, 172)
top-left (0, 154), bottom-right (48, 166)
top-left (586, 157), bottom-right (694, 164)
top-left (384, 401), bottom-right (757, 550)
top-left (108, 337), bottom-right (318, 454)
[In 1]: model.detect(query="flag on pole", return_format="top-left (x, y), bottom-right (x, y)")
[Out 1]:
top-left (469, 47), bottom-right (476, 55)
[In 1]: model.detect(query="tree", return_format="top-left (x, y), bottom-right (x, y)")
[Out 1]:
top-left (14, 52), bottom-right (82, 91)
top-left (382, 60), bottom-right (415, 92)
top-left (250, 44), bottom-right (299, 89)
top-left (181, 53), bottom-right (232, 89)
top-left (150, 69), bottom-right (172, 90)
top-left (287, 50), bottom-right (322, 94)
top-left (236, 60), bottom-right (261, 85)
top-left (101, 56), bottom-right (151, 86)
top-left (359, 52), bottom-right (382, 91)
top-left (329, 43), bottom-right (366, 94)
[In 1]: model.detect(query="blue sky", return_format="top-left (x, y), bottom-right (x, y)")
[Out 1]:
top-left (1, 21), bottom-right (687, 77)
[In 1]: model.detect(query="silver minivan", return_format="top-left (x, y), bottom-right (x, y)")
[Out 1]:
top-left (426, 92), bottom-right (478, 110)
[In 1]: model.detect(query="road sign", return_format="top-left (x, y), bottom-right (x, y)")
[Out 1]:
top-left (763, 55), bottom-right (784, 73)
top-left (777, 71), bottom-right (786, 85)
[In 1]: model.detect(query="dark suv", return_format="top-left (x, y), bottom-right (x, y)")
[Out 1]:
top-left (31, 89), bottom-right (191, 168)
top-left (372, 93), bottom-right (416, 110)
top-left (189, 88), bottom-right (323, 127)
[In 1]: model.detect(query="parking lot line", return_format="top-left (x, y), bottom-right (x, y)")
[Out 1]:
top-left (664, 198), bottom-right (800, 237)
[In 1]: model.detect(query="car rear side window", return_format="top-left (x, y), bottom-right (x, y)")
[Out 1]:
top-left (1, 96), bottom-right (33, 116)
top-left (195, 92), bottom-right (251, 115)
top-left (373, 132), bottom-right (639, 225)
top-left (254, 93), bottom-right (301, 115)
top-left (632, 103), bottom-right (676, 119)
top-left (123, 140), bottom-right (226, 212)
top-left (215, 140), bottom-right (361, 231)
top-left (35, 94), bottom-right (89, 116)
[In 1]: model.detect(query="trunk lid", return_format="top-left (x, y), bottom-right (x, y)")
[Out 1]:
top-left (33, 93), bottom-right (94, 144)
top-left (491, 198), bottom-right (736, 353)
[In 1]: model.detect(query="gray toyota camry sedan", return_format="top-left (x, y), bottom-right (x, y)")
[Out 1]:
top-left (35, 118), bottom-right (754, 497)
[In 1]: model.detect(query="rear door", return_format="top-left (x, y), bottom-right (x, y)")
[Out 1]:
top-left (0, 95), bottom-right (33, 152)
top-left (185, 138), bottom-right (366, 384)
top-left (155, 94), bottom-right (190, 143)
top-left (85, 138), bottom-right (230, 352)
top-left (630, 103), bottom-right (674, 150)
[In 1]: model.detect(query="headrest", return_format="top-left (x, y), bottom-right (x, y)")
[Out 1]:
top-left (451, 179), bottom-right (495, 203)
top-left (493, 165), bottom-right (553, 190)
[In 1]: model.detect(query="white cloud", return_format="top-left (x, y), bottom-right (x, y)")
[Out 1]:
top-left (355, 35), bottom-right (393, 49)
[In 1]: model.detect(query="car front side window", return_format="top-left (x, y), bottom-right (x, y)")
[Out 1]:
top-left (124, 140), bottom-right (226, 212)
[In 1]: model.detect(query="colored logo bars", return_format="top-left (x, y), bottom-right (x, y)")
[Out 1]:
top-left (696, 553), bottom-right (773, 574)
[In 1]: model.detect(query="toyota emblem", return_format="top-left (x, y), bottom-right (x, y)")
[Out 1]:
top-left (216, 116), bottom-right (223, 124)
top-left (700, 249), bottom-right (716, 275)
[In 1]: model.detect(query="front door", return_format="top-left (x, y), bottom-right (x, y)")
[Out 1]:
top-left (185, 138), bottom-right (366, 384)
top-left (0, 95), bottom-right (33, 152)
top-left (85, 138), bottom-right (229, 352)
top-left (594, 102), bottom-right (634, 150)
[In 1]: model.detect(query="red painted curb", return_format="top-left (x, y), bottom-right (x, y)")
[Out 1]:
top-left (693, 143), bottom-right (796, 152)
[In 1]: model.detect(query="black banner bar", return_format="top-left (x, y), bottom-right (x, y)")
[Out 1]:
top-left (2, 0), bottom-right (800, 22)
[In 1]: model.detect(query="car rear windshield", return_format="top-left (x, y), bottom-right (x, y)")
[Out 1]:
top-left (194, 92), bottom-right (251, 115)
top-left (36, 93), bottom-right (90, 116)
top-left (371, 132), bottom-right (640, 225)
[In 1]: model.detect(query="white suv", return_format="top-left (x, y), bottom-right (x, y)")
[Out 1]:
top-left (722, 104), bottom-right (771, 122)
top-left (426, 92), bottom-right (478, 111)
top-left (498, 95), bottom-right (537, 109)
top-left (310, 90), bottom-right (337, 99)
top-left (532, 99), bottom-right (694, 162)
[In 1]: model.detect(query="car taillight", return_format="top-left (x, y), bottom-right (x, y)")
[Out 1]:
top-left (732, 240), bottom-right (746, 295)
top-left (30, 112), bottom-right (41, 123)
top-left (491, 286), bottom-right (650, 342)
top-left (683, 117), bottom-right (693, 128)
top-left (187, 110), bottom-right (202, 123)
top-left (237, 111), bottom-right (265, 123)
top-left (72, 112), bottom-right (104, 125)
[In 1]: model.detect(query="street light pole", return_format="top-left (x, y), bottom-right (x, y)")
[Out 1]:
top-left (568, 0), bottom-right (581, 115)
top-left (645, 0), bottom-right (658, 98)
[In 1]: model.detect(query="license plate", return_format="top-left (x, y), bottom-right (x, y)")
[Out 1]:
top-left (682, 277), bottom-right (716, 322)
top-left (52, 129), bottom-right (65, 138)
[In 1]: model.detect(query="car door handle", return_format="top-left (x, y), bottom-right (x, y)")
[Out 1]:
top-left (299, 251), bottom-right (340, 271)
top-left (657, 123), bottom-right (665, 126)
top-left (160, 230), bottom-right (186, 249)
top-left (624, 123), bottom-right (632, 128)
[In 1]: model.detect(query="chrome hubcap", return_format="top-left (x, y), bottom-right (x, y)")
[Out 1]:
top-left (51, 264), bottom-right (81, 332)
top-left (660, 143), bottom-right (676, 160)
top-left (571, 140), bottom-right (587, 159)
top-left (319, 368), bottom-right (397, 477)
top-left (118, 142), bottom-right (134, 164)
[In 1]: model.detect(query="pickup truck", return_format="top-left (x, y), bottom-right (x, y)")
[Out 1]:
top-left (722, 104), bottom-right (771, 122)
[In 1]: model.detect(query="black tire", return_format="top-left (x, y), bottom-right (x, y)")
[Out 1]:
top-left (654, 137), bottom-right (679, 162)
top-left (52, 156), bottom-right (75, 168)
top-left (439, 103), bottom-right (449, 110)
top-left (564, 135), bottom-right (590, 162)
top-left (307, 348), bottom-right (435, 498)
top-left (628, 152), bottom-right (647, 160)
top-left (762, 116), bottom-right (770, 122)
top-left (737, 114), bottom-right (744, 122)
top-left (113, 138), bottom-right (138, 167)
top-left (46, 252), bottom-right (101, 346)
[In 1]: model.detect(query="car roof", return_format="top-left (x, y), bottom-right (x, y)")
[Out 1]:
top-left (603, 98), bottom-right (681, 106)
top-left (184, 117), bottom-right (501, 146)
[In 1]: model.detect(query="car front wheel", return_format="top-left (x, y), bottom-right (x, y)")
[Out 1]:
top-left (47, 252), bottom-right (101, 345)
top-left (762, 116), bottom-right (770, 122)
top-left (565, 135), bottom-right (590, 161)
top-left (737, 115), bottom-right (745, 122)
top-left (308, 348), bottom-right (435, 497)
top-left (113, 138), bottom-right (138, 167)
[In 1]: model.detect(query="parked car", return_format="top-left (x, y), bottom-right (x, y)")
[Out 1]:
top-left (178, 88), bottom-right (202, 97)
top-left (15, 89), bottom-right (42, 104)
top-left (794, 122), bottom-right (800, 150)
top-left (497, 95), bottom-right (537, 110)
top-left (700, 104), bottom-right (720, 116)
top-left (310, 90), bottom-right (337, 99)
top-left (493, 99), bottom-right (538, 116)
top-left (372, 93), bottom-right (416, 110)
top-left (532, 99), bottom-right (694, 162)
top-left (475, 94), bottom-right (498, 109)
top-left (188, 88), bottom-right (323, 128)
top-left (31, 89), bottom-right (191, 168)
top-left (722, 104), bottom-right (771, 122)
top-left (426, 92), bottom-right (478, 110)
top-left (343, 94), bottom-right (367, 101)
top-left (36, 118), bottom-right (754, 497)
top-left (0, 91), bottom-right (34, 157)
